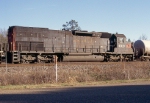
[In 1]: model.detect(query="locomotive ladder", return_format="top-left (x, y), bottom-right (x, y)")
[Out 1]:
top-left (0, 52), bottom-right (1, 63)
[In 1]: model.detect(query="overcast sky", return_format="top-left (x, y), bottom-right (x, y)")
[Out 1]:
top-left (1, 0), bottom-right (150, 41)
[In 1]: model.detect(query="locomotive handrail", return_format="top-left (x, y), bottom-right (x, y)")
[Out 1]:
top-left (13, 44), bottom-right (110, 53)
top-left (47, 45), bottom-right (109, 53)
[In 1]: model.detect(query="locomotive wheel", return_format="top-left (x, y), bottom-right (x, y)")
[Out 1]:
top-left (21, 59), bottom-right (25, 63)
top-left (21, 59), bottom-right (29, 64)
top-left (146, 58), bottom-right (149, 62)
top-left (108, 58), bottom-right (113, 62)
top-left (38, 59), bottom-right (42, 63)
top-left (38, 59), bottom-right (45, 63)
top-left (25, 61), bottom-right (29, 63)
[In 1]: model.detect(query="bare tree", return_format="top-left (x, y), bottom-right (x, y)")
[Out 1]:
top-left (62, 19), bottom-right (81, 31)
top-left (0, 28), bottom-right (7, 43)
top-left (139, 34), bottom-right (148, 40)
top-left (128, 38), bottom-right (131, 42)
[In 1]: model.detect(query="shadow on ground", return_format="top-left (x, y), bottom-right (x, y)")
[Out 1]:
top-left (0, 85), bottom-right (150, 103)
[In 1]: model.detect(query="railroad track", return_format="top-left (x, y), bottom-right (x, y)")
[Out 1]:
top-left (0, 61), bottom-right (148, 67)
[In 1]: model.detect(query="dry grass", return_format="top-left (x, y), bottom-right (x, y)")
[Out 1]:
top-left (0, 62), bottom-right (150, 86)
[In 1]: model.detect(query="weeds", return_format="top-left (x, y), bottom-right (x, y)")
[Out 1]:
top-left (0, 62), bottom-right (150, 86)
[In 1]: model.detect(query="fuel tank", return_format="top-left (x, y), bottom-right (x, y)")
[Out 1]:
top-left (62, 55), bottom-right (104, 62)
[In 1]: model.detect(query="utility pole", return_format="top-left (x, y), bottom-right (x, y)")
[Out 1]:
top-left (6, 43), bottom-right (8, 73)
top-left (55, 55), bottom-right (58, 83)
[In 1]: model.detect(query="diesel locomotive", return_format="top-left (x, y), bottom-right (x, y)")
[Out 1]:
top-left (3, 26), bottom-right (134, 63)
top-left (1, 25), bottom-right (149, 63)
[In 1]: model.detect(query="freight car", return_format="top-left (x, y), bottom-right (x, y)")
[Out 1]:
top-left (134, 40), bottom-right (150, 61)
top-left (7, 26), bottom-right (134, 63)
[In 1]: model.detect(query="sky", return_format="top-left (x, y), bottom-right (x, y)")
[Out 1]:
top-left (1, 0), bottom-right (150, 41)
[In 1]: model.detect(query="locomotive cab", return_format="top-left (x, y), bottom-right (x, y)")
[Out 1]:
top-left (108, 34), bottom-right (134, 61)
top-left (109, 34), bottom-right (126, 52)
